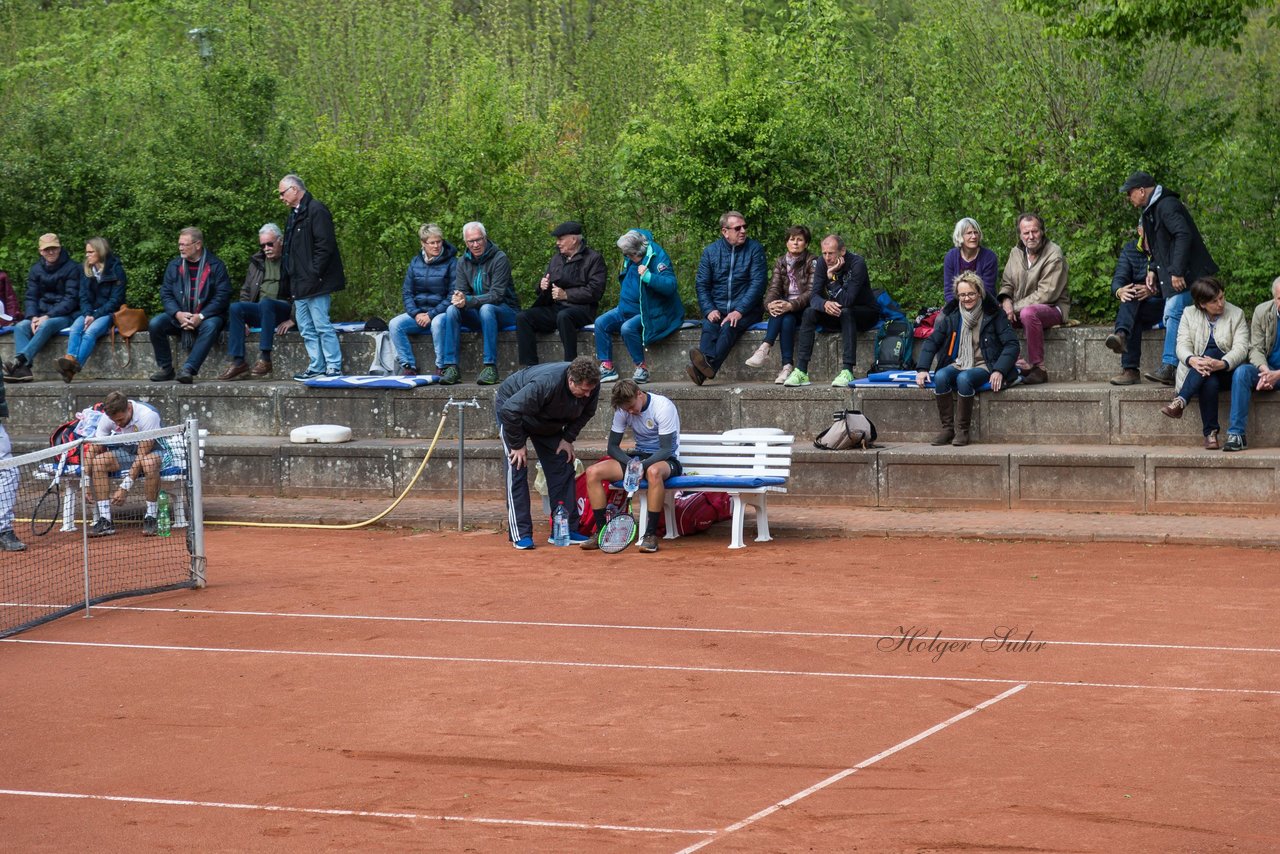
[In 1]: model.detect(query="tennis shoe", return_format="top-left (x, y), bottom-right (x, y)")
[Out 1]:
top-left (782, 368), bottom-right (810, 387)
top-left (638, 533), bottom-right (659, 553)
top-left (477, 365), bottom-right (499, 385)
top-left (0, 529), bottom-right (26, 552)
top-left (632, 365), bottom-right (650, 384)
top-left (438, 365), bottom-right (460, 385)
top-left (745, 341), bottom-right (771, 367)
top-left (599, 365), bottom-right (619, 383)
top-left (142, 515), bottom-right (158, 536)
top-left (831, 368), bottom-right (856, 387)
top-left (293, 368), bottom-right (323, 381)
top-left (1223, 433), bottom-right (1247, 452)
top-left (580, 535), bottom-right (601, 551)
top-left (89, 517), bottom-right (116, 537)
top-left (568, 531), bottom-right (591, 543)
top-left (774, 363), bottom-right (793, 384)
top-left (323, 368), bottom-right (342, 378)
top-left (512, 535), bottom-right (535, 550)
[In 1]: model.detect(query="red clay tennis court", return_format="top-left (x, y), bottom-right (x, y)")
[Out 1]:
top-left (1, 528), bottom-right (1277, 852)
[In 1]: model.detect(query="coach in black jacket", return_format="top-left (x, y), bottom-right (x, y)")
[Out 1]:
top-left (279, 173), bottom-right (346, 379)
top-left (495, 356), bottom-right (600, 550)
top-left (515, 221), bottom-right (607, 366)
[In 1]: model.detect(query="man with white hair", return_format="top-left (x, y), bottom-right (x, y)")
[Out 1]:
top-left (1223, 276), bottom-right (1280, 452)
top-left (441, 221), bottom-right (520, 385)
top-left (279, 173), bottom-right (346, 380)
top-left (217, 223), bottom-right (294, 380)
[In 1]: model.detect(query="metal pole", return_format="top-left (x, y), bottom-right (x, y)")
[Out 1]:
top-left (444, 398), bottom-right (480, 531)
top-left (81, 448), bottom-right (91, 619)
top-left (186, 418), bottom-right (207, 588)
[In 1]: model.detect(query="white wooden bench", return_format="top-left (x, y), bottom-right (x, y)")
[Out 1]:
top-left (635, 428), bottom-right (794, 549)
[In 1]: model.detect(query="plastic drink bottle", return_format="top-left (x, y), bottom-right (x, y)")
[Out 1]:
top-left (624, 457), bottom-right (643, 493)
top-left (552, 501), bottom-right (570, 546)
top-left (157, 491), bottom-right (172, 537)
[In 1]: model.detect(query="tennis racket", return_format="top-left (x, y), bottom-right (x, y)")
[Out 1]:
top-left (598, 488), bottom-right (638, 553)
top-left (30, 450), bottom-right (71, 537)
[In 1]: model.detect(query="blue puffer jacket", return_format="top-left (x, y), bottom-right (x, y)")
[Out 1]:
top-left (694, 237), bottom-right (767, 318)
top-left (79, 254), bottom-right (128, 320)
top-left (402, 241), bottom-right (458, 318)
top-left (615, 229), bottom-right (684, 345)
top-left (25, 248), bottom-right (81, 318)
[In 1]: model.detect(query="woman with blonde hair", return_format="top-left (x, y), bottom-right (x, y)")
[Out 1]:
top-left (57, 236), bottom-right (127, 382)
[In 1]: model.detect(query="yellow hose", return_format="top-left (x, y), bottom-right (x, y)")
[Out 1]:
top-left (204, 409), bottom-right (450, 530)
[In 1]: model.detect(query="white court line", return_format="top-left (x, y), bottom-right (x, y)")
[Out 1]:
top-left (673, 684), bottom-right (1027, 853)
top-left (0, 789), bottom-right (712, 836)
top-left (5, 638), bottom-right (1278, 696)
top-left (75, 604), bottom-right (1280, 655)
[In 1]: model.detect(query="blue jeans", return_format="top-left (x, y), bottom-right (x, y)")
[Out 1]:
top-left (1161, 291), bottom-right (1192, 368)
top-left (149, 313), bottom-right (226, 374)
top-left (295, 294), bottom-right (341, 373)
top-left (14, 315), bottom-right (73, 362)
top-left (66, 314), bottom-right (115, 367)
top-left (1113, 296), bottom-right (1165, 370)
top-left (227, 298), bottom-right (291, 359)
top-left (594, 306), bottom-right (645, 364)
top-left (1228, 363), bottom-right (1277, 436)
top-left (763, 311), bottom-right (801, 364)
top-left (934, 363), bottom-right (991, 397)
top-left (441, 302), bottom-right (516, 365)
top-left (388, 312), bottom-right (433, 368)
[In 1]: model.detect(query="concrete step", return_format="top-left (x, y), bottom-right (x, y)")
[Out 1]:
top-left (13, 435), bottom-right (1276, 515)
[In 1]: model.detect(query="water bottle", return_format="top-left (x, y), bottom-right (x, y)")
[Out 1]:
top-left (552, 501), bottom-right (570, 547)
top-left (157, 491), bottom-right (171, 538)
top-left (624, 457), bottom-right (643, 493)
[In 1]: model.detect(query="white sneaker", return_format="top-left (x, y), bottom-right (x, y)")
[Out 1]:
top-left (745, 341), bottom-right (771, 368)
top-left (774, 363), bottom-right (793, 384)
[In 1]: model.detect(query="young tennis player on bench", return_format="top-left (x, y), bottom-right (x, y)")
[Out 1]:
top-left (582, 379), bottom-right (682, 554)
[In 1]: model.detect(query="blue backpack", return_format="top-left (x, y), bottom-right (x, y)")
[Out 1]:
top-left (871, 288), bottom-right (913, 372)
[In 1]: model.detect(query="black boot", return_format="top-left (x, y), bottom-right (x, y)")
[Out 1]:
top-left (931, 392), bottom-right (955, 445)
top-left (952, 394), bottom-right (974, 446)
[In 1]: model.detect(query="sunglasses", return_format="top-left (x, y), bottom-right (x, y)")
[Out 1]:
top-left (725, 224), bottom-right (747, 232)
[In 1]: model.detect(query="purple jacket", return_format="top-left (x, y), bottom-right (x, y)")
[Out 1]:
top-left (942, 247), bottom-right (999, 302)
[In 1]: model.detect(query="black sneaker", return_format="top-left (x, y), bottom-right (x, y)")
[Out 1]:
top-left (1223, 433), bottom-right (1247, 452)
top-left (3, 362), bottom-right (33, 383)
top-left (1144, 363), bottom-right (1175, 385)
top-left (292, 369), bottom-right (323, 382)
top-left (176, 368), bottom-right (195, 384)
top-left (89, 517), bottom-right (116, 537)
top-left (0, 529), bottom-right (26, 552)
top-left (150, 367), bottom-right (175, 382)
top-left (142, 515), bottom-right (159, 536)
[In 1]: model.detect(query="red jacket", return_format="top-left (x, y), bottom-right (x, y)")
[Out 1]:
top-left (0, 270), bottom-right (24, 327)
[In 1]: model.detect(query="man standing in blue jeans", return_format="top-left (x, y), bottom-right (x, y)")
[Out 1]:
top-left (279, 173), bottom-right (346, 380)
top-left (1122, 171), bottom-right (1217, 386)
top-left (149, 227), bottom-right (231, 384)
top-left (440, 221), bottom-right (520, 385)
top-left (1224, 276), bottom-right (1280, 452)
top-left (217, 223), bottom-right (295, 381)
top-left (4, 233), bottom-right (80, 383)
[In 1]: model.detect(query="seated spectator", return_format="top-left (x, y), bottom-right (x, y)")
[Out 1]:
top-left (998, 213), bottom-right (1069, 385)
top-left (439, 221), bottom-right (520, 385)
top-left (217, 224), bottom-right (295, 381)
top-left (4, 233), bottom-right (80, 383)
top-left (0, 379), bottom-right (21, 552)
top-left (385, 224), bottom-right (457, 381)
top-left (745, 225), bottom-right (819, 384)
top-left (581, 379), bottom-right (682, 554)
top-left (516, 221), bottom-right (605, 367)
top-left (56, 237), bottom-right (127, 383)
top-left (942, 217), bottom-right (999, 302)
top-left (687, 211), bottom-right (766, 385)
top-left (149, 227), bottom-right (231, 384)
top-left (915, 271), bottom-right (1019, 446)
top-left (1104, 223), bottom-right (1160, 386)
top-left (85, 391), bottom-right (164, 537)
top-left (596, 229), bottom-right (682, 384)
top-left (1160, 276), bottom-right (1249, 450)
top-left (1223, 276), bottom-right (1280, 452)
top-left (0, 268), bottom-right (23, 329)
top-left (783, 234), bottom-right (879, 387)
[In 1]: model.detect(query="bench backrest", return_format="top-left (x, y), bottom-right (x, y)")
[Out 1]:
top-left (678, 432), bottom-right (794, 479)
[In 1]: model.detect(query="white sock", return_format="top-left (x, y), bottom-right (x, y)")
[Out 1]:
top-left (146, 501), bottom-right (158, 517)
top-left (97, 500), bottom-right (112, 521)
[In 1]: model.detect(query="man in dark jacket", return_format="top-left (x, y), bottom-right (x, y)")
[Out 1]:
top-left (515, 221), bottom-right (606, 367)
top-left (1122, 171), bottom-right (1218, 385)
top-left (687, 211), bottom-right (767, 384)
top-left (443, 221), bottom-right (521, 385)
top-left (495, 355), bottom-right (600, 550)
top-left (149, 227), bottom-right (232, 383)
top-left (217, 223), bottom-right (295, 381)
top-left (1104, 224), bottom-right (1160, 386)
top-left (783, 234), bottom-right (881, 387)
top-left (4, 233), bottom-right (79, 382)
top-left (279, 173), bottom-right (346, 380)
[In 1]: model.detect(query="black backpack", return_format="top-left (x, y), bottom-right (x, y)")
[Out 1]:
top-left (871, 317), bottom-right (915, 373)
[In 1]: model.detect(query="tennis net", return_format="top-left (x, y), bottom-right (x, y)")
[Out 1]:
top-left (0, 419), bottom-right (205, 639)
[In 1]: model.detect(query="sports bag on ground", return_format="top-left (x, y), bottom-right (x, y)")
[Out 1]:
top-left (814, 409), bottom-right (877, 450)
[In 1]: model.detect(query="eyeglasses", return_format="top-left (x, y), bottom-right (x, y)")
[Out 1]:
top-left (957, 292), bottom-right (981, 300)
top-left (725, 224), bottom-right (747, 232)
top-left (464, 237), bottom-right (486, 245)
